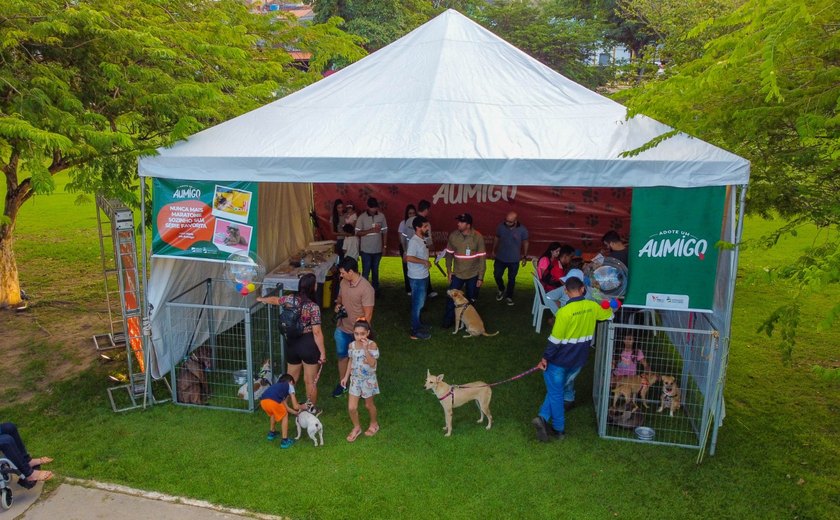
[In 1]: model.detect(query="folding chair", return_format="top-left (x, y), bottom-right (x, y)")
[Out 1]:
top-left (531, 274), bottom-right (558, 333)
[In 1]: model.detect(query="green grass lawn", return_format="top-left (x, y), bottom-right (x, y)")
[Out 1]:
top-left (2, 177), bottom-right (838, 519)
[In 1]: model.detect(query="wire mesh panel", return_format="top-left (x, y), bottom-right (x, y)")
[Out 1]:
top-left (593, 311), bottom-right (719, 449)
top-left (166, 279), bottom-right (284, 412)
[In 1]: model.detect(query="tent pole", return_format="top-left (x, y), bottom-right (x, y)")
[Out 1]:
top-left (710, 183), bottom-right (748, 456)
top-left (139, 172), bottom-right (153, 408)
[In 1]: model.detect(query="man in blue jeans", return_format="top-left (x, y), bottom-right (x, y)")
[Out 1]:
top-left (532, 277), bottom-right (613, 441)
top-left (405, 216), bottom-right (432, 339)
top-left (491, 211), bottom-right (529, 306)
top-left (355, 197), bottom-right (388, 294)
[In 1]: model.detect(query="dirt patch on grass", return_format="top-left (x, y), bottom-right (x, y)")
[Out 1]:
top-left (0, 301), bottom-right (106, 404)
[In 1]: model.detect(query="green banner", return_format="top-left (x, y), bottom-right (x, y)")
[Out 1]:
top-left (152, 179), bottom-right (259, 263)
top-left (625, 186), bottom-right (725, 311)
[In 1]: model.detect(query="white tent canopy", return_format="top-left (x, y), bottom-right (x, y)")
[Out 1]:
top-left (138, 9), bottom-right (748, 188)
top-left (139, 9), bottom-right (748, 452)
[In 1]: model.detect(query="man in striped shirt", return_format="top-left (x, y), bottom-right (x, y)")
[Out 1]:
top-left (532, 276), bottom-right (613, 442)
top-left (442, 213), bottom-right (486, 328)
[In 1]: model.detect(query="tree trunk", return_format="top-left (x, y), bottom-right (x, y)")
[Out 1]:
top-left (1, 161), bottom-right (24, 309)
top-left (0, 222), bottom-right (21, 309)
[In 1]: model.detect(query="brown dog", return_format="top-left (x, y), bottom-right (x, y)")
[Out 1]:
top-left (658, 375), bottom-right (682, 416)
top-left (424, 370), bottom-right (493, 437)
top-left (611, 372), bottom-right (659, 411)
top-left (447, 289), bottom-right (499, 338)
top-left (177, 345), bottom-right (212, 405)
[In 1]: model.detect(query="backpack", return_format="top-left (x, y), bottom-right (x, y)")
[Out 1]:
top-left (278, 297), bottom-right (305, 339)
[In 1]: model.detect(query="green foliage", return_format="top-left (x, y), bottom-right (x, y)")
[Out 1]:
top-left (473, 0), bottom-right (614, 88)
top-left (0, 0), bottom-right (366, 304)
top-left (618, 0), bottom-right (840, 357)
top-left (309, 0), bottom-right (435, 50)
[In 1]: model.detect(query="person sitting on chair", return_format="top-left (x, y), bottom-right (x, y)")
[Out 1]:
top-left (0, 422), bottom-right (54, 483)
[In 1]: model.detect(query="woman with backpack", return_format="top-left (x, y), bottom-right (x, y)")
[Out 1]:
top-left (257, 273), bottom-right (326, 414)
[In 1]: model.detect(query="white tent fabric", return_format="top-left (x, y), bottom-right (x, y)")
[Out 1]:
top-left (138, 10), bottom-right (748, 188)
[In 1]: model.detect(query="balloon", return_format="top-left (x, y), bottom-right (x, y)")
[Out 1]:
top-left (584, 257), bottom-right (628, 300)
top-left (610, 299), bottom-right (620, 310)
top-left (224, 251), bottom-right (266, 294)
top-left (601, 300), bottom-right (610, 309)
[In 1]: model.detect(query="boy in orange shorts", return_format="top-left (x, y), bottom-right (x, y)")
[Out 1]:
top-left (260, 374), bottom-right (304, 449)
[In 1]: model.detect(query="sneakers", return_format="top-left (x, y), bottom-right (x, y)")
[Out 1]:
top-left (280, 438), bottom-right (294, 449)
top-left (532, 416), bottom-right (550, 443)
top-left (267, 431), bottom-right (277, 441)
top-left (506, 297), bottom-right (514, 306)
top-left (331, 383), bottom-right (347, 398)
top-left (496, 290), bottom-right (504, 301)
top-left (428, 291), bottom-right (438, 298)
top-left (410, 330), bottom-right (431, 340)
top-left (550, 428), bottom-right (566, 440)
top-left (407, 291), bottom-right (412, 296)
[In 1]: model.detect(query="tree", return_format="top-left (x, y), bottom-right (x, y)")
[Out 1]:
top-left (0, 0), bottom-right (365, 308)
top-left (617, 0), bottom-right (839, 359)
top-left (309, 0), bottom-right (435, 50)
top-left (474, 0), bottom-right (612, 88)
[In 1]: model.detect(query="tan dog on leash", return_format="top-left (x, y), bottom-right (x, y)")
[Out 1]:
top-left (447, 289), bottom-right (499, 338)
top-left (424, 370), bottom-right (493, 437)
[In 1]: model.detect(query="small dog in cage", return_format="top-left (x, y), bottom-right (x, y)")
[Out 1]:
top-left (658, 375), bottom-right (682, 416)
top-left (177, 345), bottom-right (212, 405)
top-left (295, 410), bottom-right (324, 446)
top-left (238, 359), bottom-right (274, 401)
top-left (611, 372), bottom-right (659, 412)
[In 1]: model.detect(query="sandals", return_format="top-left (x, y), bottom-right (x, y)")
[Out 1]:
top-left (30, 457), bottom-right (53, 469)
top-left (346, 428), bottom-right (362, 443)
top-left (25, 469), bottom-right (53, 483)
top-left (364, 424), bottom-right (380, 437)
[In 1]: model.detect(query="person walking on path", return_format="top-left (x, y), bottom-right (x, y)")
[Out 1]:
top-left (492, 211), bottom-right (529, 306)
top-left (442, 213), bottom-right (486, 328)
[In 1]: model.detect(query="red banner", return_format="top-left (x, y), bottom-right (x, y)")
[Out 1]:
top-left (314, 184), bottom-right (632, 258)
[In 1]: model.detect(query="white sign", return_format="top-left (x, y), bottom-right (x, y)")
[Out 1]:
top-left (645, 292), bottom-right (690, 310)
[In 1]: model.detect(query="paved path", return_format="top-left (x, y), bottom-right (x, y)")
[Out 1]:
top-left (3, 479), bottom-right (284, 520)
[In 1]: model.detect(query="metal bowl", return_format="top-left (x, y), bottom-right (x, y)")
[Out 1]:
top-left (634, 426), bottom-right (655, 440)
top-left (233, 369), bottom-right (249, 385)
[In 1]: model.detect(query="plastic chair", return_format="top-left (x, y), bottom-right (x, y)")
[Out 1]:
top-left (531, 274), bottom-right (558, 333)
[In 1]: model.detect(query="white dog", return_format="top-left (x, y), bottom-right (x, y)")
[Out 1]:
top-left (295, 410), bottom-right (324, 447)
top-left (237, 360), bottom-right (273, 400)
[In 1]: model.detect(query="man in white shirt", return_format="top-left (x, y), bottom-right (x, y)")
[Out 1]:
top-left (405, 216), bottom-right (432, 340)
top-left (355, 197), bottom-right (388, 294)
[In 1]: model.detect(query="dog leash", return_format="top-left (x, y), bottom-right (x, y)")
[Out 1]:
top-left (313, 362), bottom-right (324, 384)
top-left (439, 365), bottom-right (542, 404)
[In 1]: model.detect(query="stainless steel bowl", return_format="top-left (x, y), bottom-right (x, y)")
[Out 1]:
top-left (233, 369), bottom-right (249, 385)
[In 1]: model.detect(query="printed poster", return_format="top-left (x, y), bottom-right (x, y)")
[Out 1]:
top-left (152, 179), bottom-right (259, 262)
top-left (624, 186), bottom-right (726, 312)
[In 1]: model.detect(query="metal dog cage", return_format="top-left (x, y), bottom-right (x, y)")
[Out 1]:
top-left (593, 310), bottom-right (722, 450)
top-left (165, 279), bottom-right (285, 412)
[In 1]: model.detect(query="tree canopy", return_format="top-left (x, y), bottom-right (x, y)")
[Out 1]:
top-left (617, 0), bottom-right (840, 357)
top-left (0, 0), bottom-right (365, 307)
